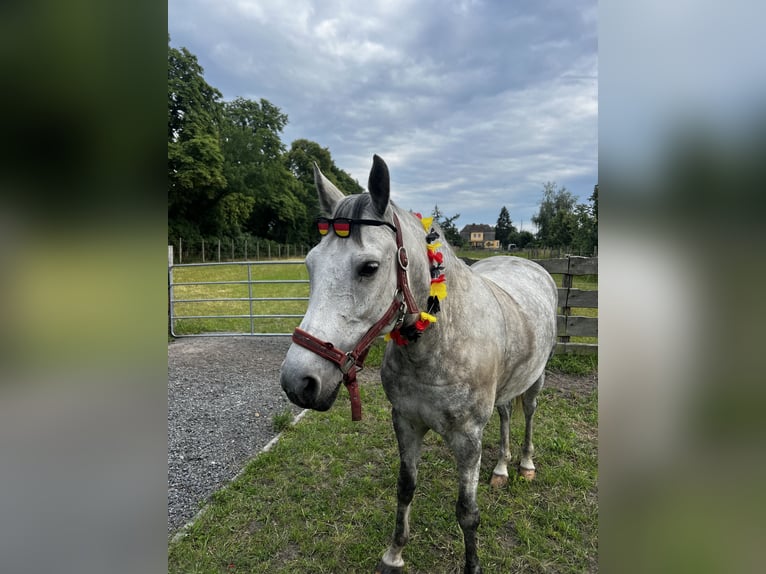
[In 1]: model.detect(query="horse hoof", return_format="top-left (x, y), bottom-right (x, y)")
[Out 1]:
top-left (518, 467), bottom-right (536, 480)
top-left (489, 473), bottom-right (508, 488)
top-left (374, 560), bottom-right (403, 574)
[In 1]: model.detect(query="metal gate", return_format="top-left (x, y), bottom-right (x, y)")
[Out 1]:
top-left (168, 246), bottom-right (309, 337)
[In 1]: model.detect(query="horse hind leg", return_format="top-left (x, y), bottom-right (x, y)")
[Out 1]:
top-left (490, 402), bottom-right (512, 488)
top-left (375, 410), bottom-right (426, 574)
top-left (519, 372), bottom-right (544, 480)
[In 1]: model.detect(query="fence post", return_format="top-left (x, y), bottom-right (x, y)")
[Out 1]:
top-left (178, 238), bottom-right (182, 264)
top-left (168, 245), bottom-right (174, 336)
top-left (559, 256), bottom-right (572, 346)
top-left (202, 238), bottom-right (205, 263)
top-left (217, 239), bottom-right (221, 262)
top-left (231, 238), bottom-right (234, 261)
top-left (244, 238), bottom-right (248, 261)
top-left (247, 263), bottom-right (254, 335)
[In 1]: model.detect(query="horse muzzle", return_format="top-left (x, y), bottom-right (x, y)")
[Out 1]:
top-left (280, 349), bottom-right (343, 411)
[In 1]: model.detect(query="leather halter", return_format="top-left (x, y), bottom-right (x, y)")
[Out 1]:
top-left (291, 212), bottom-right (420, 421)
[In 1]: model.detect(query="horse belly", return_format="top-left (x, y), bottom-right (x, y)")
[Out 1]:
top-left (380, 366), bottom-right (497, 434)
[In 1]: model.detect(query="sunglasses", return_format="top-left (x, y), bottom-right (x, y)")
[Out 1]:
top-left (315, 217), bottom-right (397, 238)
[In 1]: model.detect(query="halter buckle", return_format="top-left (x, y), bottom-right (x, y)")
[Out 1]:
top-left (397, 246), bottom-right (409, 270)
top-left (339, 353), bottom-right (356, 374)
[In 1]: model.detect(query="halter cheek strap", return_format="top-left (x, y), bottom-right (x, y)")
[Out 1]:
top-left (291, 212), bottom-right (420, 421)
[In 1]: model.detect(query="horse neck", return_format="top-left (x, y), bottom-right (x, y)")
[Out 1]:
top-left (393, 205), bottom-right (472, 312)
top-left (391, 206), bottom-right (431, 303)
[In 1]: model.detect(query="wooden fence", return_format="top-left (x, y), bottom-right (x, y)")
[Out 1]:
top-left (532, 256), bottom-right (598, 355)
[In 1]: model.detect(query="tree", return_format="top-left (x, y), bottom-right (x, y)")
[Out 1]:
top-left (571, 184), bottom-right (598, 255)
top-left (285, 139), bottom-right (363, 243)
top-left (285, 139), bottom-right (363, 195)
top-left (495, 206), bottom-right (517, 249)
top-left (431, 204), bottom-right (463, 247)
top-left (168, 38), bottom-right (227, 240)
top-left (219, 97), bottom-right (309, 243)
top-left (516, 230), bottom-right (535, 248)
top-left (167, 39), bottom-right (367, 247)
top-left (532, 182), bottom-right (577, 248)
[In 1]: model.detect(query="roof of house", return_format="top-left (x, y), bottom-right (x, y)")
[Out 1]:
top-left (459, 223), bottom-right (495, 234)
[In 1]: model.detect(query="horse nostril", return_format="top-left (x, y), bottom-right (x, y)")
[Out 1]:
top-left (300, 376), bottom-right (320, 404)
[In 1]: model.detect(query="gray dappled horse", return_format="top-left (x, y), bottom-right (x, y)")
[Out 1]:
top-left (280, 155), bottom-right (558, 574)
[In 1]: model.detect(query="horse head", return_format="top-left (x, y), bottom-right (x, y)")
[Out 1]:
top-left (280, 155), bottom-right (425, 413)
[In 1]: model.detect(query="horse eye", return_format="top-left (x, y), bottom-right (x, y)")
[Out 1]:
top-left (359, 261), bottom-right (380, 277)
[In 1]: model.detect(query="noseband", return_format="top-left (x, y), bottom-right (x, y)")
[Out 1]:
top-left (291, 212), bottom-right (420, 421)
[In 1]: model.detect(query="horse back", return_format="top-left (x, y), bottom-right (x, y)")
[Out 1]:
top-left (471, 256), bottom-right (557, 317)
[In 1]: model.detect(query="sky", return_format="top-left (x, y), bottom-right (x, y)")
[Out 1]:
top-left (168, 0), bottom-right (597, 231)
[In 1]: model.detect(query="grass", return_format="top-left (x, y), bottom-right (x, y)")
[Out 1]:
top-left (170, 262), bottom-right (309, 335)
top-left (548, 353), bottom-right (598, 376)
top-left (168, 379), bottom-right (597, 573)
top-left (271, 409), bottom-right (295, 433)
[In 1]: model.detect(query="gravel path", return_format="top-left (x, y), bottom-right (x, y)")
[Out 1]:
top-left (167, 336), bottom-right (302, 534)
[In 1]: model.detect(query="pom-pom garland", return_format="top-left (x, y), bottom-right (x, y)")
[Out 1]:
top-left (385, 212), bottom-right (446, 345)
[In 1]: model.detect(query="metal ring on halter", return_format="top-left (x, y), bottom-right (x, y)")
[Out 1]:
top-left (397, 246), bottom-right (409, 269)
top-left (392, 301), bottom-right (407, 330)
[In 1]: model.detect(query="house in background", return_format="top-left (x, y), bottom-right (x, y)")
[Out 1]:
top-left (459, 224), bottom-right (500, 249)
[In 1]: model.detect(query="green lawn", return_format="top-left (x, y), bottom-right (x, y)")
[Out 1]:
top-left (168, 379), bottom-right (597, 573)
top-left (170, 262), bottom-right (309, 335)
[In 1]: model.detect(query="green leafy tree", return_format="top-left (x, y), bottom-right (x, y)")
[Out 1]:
top-left (532, 182), bottom-right (577, 248)
top-left (286, 139), bottom-right (333, 186)
top-left (168, 38), bottom-right (227, 240)
top-left (431, 204), bottom-right (462, 247)
top-left (516, 230), bottom-right (535, 248)
top-left (219, 98), bottom-right (309, 243)
top-left (571, 184), bottom-right (598, 255)
top-left (286, 139), bottom-right (363, 194)
top-left (214, 193), bottom-right (255, 237)
top-left (495, 206), bottom-right (517, 249)
top-left (285, 139), bottom-right (363, 243)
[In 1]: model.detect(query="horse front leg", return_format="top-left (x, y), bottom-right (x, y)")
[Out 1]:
top-left (375, 409), bottom-right (426, 574)
top-left (520, 372), bottom-right (544, 480)
top-left (446, 430), bottom-right (484, 574)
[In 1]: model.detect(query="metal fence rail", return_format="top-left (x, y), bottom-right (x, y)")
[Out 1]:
top-left (168, 247), bottom-right (597, 354)
top-left (168, 246), bottom-right (308, 337)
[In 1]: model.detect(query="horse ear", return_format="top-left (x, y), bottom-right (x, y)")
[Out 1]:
top-left (313, 162), bottom-right (345, 215)
top-left (368, 154), bottom-right (390, 216)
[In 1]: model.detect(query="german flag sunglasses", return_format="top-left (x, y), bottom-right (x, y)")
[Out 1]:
top-left (315, 217), bottom-right (397, 238)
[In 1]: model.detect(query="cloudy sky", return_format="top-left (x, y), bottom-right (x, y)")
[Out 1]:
top-left (169, 0), bottom-right (597, 230)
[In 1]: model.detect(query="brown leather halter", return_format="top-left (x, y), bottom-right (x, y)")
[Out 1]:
top-left (291, 212), bottom-right (420, 421)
